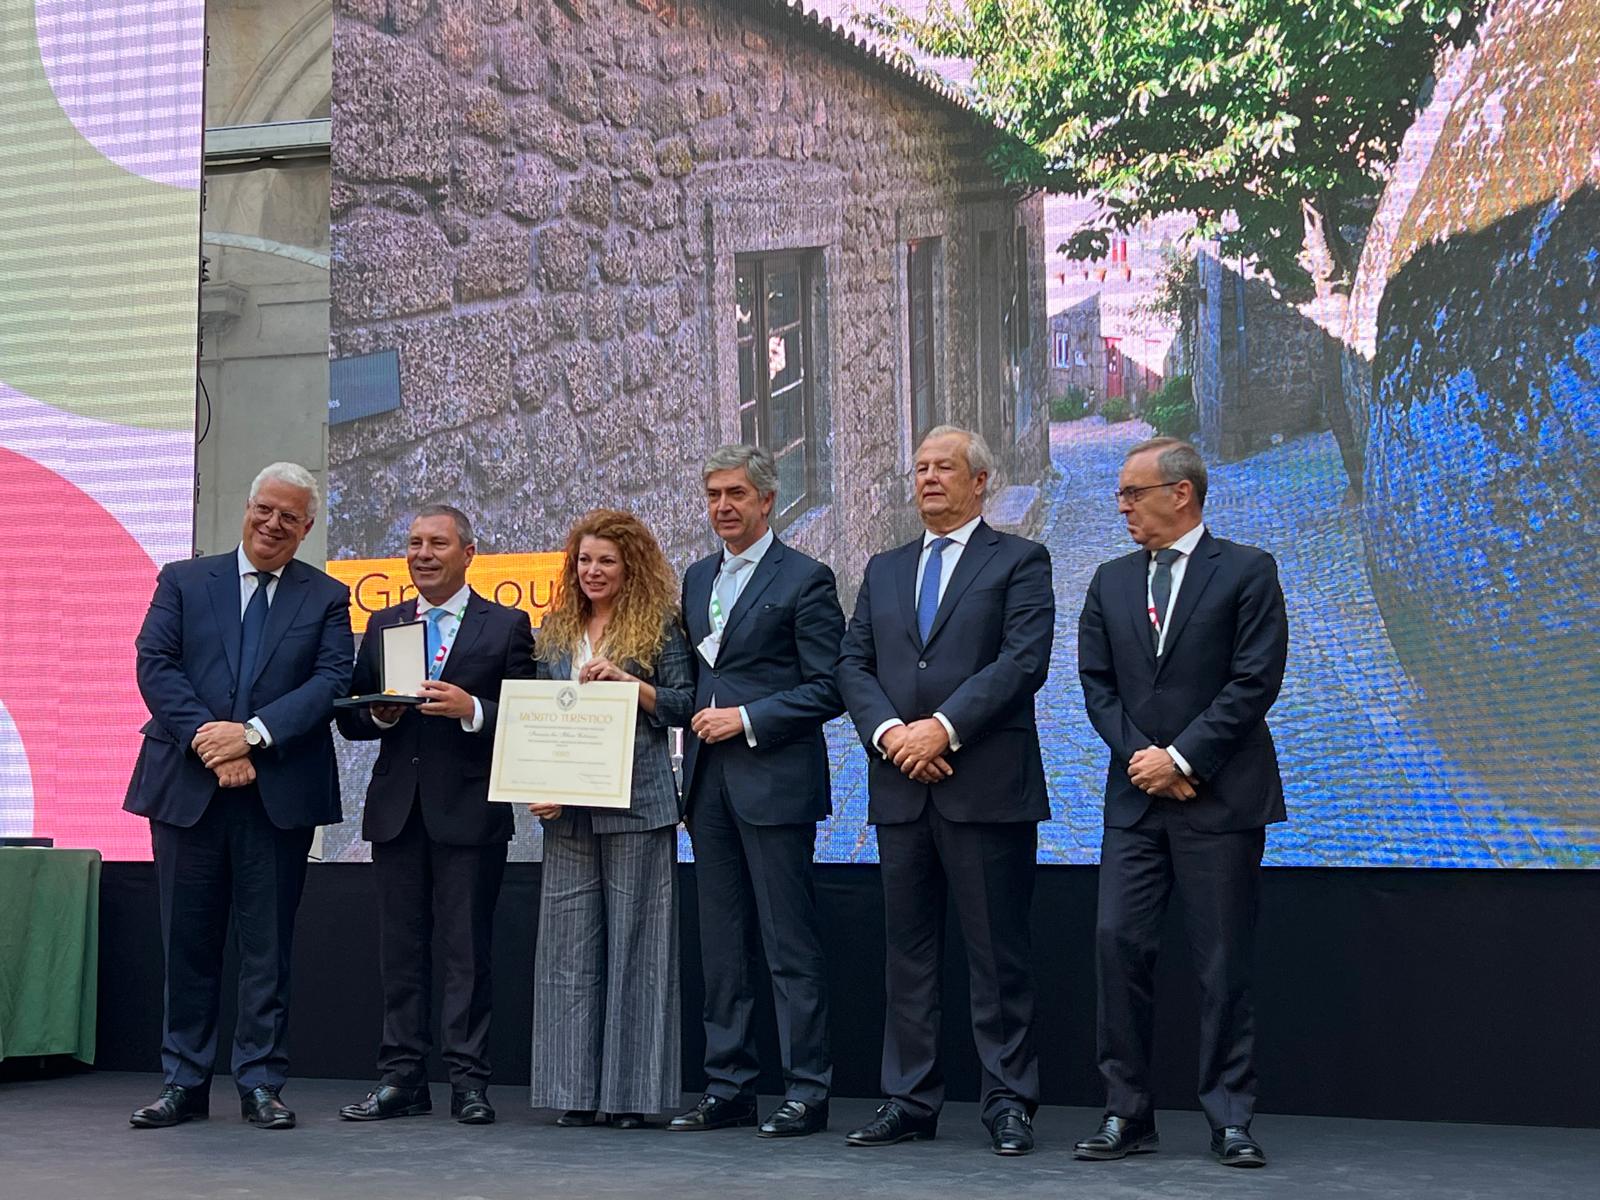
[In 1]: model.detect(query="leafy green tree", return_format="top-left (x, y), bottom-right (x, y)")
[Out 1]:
top-left (871, 0), bottom-right (1480, 293)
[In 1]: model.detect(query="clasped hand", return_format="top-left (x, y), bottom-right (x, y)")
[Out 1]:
top-left (1128, 746), bottom-right (1196, 800)
top-left (192, 722), bottom-right (254, 788)
top-left (690, 706), bottom-right (744, 744)
top-left (193, 721), bottom-right (248, 768)
top-left (882, 719), bottom-right (954, 785)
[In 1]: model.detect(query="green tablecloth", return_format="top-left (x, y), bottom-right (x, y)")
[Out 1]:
top-left (0, 847), bottom-right (100, 1063)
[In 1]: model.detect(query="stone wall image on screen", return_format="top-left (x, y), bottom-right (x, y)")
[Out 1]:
top-left (326, 0), bottom-right (1600, 868)
top-left (325, 0), bottom-right (1051, 862)
top-left (1358, 0), bottom-right (1600, 842)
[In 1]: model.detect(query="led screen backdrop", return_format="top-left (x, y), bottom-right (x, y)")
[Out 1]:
top-left (0, 0), bottom-right (205, 858)
top-left (323, 0), bottom-right (1599, 867)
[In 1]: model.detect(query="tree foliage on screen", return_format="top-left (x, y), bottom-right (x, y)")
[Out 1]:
top-left (870, 0), bottom-right (1482, 293)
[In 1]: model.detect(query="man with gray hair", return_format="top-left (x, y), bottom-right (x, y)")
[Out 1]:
top-left (837, 425), bottom-right (1054, 1156)
top-left (1076, 436), bottom-right (1287, 1169)
top-left (126, 463), bottom-right (352, 1130)
top-left (670, 444), bottom-right (845, 1138)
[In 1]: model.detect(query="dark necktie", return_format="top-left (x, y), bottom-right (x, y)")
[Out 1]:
top-left (1150, 548), bottom-right (1181, 653)
top-left (234, 570), bottom-right (273, 719)
top-left (917, 537), bottom-right (953, 642)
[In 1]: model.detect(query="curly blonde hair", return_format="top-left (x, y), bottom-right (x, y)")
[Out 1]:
top-left (536, 508), bottom-right (679, 675)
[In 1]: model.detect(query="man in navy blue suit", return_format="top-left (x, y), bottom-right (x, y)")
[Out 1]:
top-left (335, 505), bottom-right (535, 1127)
top-left (669, 445), bottom-right (845, 1139)
top-left (1075, 437), bottom-right (1288, 1169)
top-left (837, 426), bottom-right (1054, 1157)
top-left (125, 463), bottom-right (352, 1130)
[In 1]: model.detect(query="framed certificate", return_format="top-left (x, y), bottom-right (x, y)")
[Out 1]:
top-left (487, 679), bottom-right (639, 808)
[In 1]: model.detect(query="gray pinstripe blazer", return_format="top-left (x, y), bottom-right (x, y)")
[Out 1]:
top-left (535, 619), bottom-right (694, 835)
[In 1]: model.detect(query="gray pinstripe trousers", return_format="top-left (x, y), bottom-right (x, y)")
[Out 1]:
top-left (529, 815), bottom-right (681, 1113)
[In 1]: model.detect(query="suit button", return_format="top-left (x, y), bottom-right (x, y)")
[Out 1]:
top-left (711, 670), bottom-right (720, 677)
top-left (918, 661), bottom-right (927, 669)
top-left (411, 757), bottom-right (420, 766)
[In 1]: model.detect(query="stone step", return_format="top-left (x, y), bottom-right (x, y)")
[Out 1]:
top-left (987, 483), bottom-right (1042, 536)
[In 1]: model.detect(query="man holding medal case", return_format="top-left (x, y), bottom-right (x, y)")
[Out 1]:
top-left (335, 504), bottom-right (535, 1125)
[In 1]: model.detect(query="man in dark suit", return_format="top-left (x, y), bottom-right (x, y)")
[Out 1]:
top-left (836, 425), bottom-right (1054, 1157)
top-left (1075, 437), bottom-right (1288, 1169)
top-left (668, 445), bottom-right (844, 1139)
top-left (125, 463), bottom-right (352, 1130)
top-left (335, 505), bottom-right (534, 1126)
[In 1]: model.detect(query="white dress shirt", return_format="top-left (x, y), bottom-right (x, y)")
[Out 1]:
top-left (236, 545), bottom-right (282, 746)
top-left (374, 583), bottom-right (484, 733)
top-left (1146, 522), bottom-right (1207, 777)
top-left (710, 526), bottom-right (773, 748)
top-left (570, 632), bottom-right (594, 682)
top-left (871, 514), bottom-right (984, 756)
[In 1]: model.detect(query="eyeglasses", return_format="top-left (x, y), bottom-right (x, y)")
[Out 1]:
top-left (249, 502), bottom-right (309, 530)
top-left (1113, 482), bottom-right (1179, 504)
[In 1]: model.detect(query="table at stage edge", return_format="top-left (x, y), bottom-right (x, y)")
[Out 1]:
top-left (0, 847), bottom-right (100, 1064)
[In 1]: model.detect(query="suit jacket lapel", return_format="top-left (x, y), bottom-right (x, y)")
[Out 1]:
top-left (923, 521), bottom-right (1000, 648)
top-left (895, 538), bottom-right (923, 648)
top-left (207, 558), bottom-right (243, 682)
top-left (1118, 550), bottom-right (1158, 670)
top-left (683, 556), bottom-right (717, 644)
top-left (720, 540), bottom-right (785, 642)
top-left (1156, 532), bottom-right (1220, 673)
top-left (440, 590), bottom-right (489, 679)
top-left (247, 560), bottom-right (311, 690)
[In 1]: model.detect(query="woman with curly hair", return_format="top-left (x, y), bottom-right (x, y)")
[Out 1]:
top-left (527, 509), bottom-right (693, 1129)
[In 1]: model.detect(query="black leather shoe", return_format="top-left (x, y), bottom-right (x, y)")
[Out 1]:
top-left (452, 1089), bottom-right (495, 1125)
top-left (339, 1084), bottom-right (432, 1121)
top-left (130, 1083), bottom-right (209, 1128)
top-left (757, 1099), bottom-right (828, 1138)
top-left (555, 1109), bottom-right (597, 1127)
top-left (845, 1101), bottom-right (937, 1146)
top-left (1211, 1125), bottom-right (1266, 1168)
top-left (989, 1108), bottom-right (1034, 1156)
top-left (608, 1112), bottom-right (646, 1129)
top-left (667, 1094), bottom-right (757, 1131)
top-left (241, 1085), bottom-right (295, 1129)
top-left (1074, 1113), bottom-right (1159, 1160)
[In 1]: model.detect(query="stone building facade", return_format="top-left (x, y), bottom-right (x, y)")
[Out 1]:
top-left (326, 0), bottom-right (1048, 594)
top-left (1043, 202), bottom-right (1190, 411)
top-left (1191, 248), bottom-right (1338, 462)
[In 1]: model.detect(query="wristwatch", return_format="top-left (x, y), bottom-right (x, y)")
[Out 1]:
top-left (243, 724), bottom-right (264, 750)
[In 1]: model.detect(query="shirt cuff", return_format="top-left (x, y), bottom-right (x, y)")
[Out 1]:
top-left (461, 697), bottom-right (484, 734)
top-left (871, 718), bottom-right (905, 756)
top-left (247, 716), bottom-right (273, 747)
top-left (1166, 745), bottom-right (1194, 779)
top-left (932, 711), bottom-right (960, 752)
top-left (738, 705), bottom-right (757, 748)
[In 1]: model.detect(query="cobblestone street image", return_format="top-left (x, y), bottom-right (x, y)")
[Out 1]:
top-left (815, 419), bottom-right (1598, 867)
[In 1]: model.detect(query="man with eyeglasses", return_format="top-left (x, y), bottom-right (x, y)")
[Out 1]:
top-left (1076, 437), bottom-right (1288, 1169)
top-left (126, 463), bottom-right (352, 1131)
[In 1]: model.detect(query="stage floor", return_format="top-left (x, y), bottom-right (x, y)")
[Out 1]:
top-left (4, 1073), bottom-right (1596, 1199)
